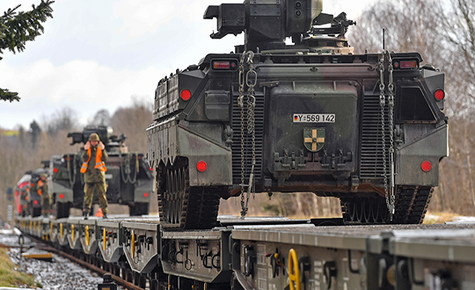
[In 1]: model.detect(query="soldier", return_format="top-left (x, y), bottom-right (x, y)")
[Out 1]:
top-left (37, 173), bottom-right (50, 217)
top-left (81, 133), bottom-right (109, 220)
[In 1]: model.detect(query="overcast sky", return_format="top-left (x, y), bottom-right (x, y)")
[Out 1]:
top-left (0, 0), bottom-right (379, 130)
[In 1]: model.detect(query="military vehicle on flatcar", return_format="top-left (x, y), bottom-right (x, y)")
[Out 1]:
top-left (147, 0), bottom-right (448, 229)
top-left (50, 125), bottom-right (154, 218)
top-left (14, 171), bottom-right (31, 217)
top-left (16, 168), bottom-right (49, 217)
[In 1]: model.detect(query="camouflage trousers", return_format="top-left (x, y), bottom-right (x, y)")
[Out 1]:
top-left (83, 182), bottom-right (108, 214)
top-left (41, 195), bottom-right (51, 217)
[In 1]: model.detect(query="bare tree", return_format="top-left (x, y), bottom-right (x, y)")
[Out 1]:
top-left (89, 109), bottom-right (111, 126)
top-left (349, 0), bottom-right (447, 66)
top-left (443, 0), bottom-right (475, 101)
top-left (347, 0), bottom-right (475, 216)
top-left (42, 107), bottom-right (80, 136)
top-left (110, 96), bottom-right (153, 153)
top-left (0, 125), bottom-right (73, 221)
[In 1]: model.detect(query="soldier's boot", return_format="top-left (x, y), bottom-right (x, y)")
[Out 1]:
top-left (83, 211), bottom-right (89, 220)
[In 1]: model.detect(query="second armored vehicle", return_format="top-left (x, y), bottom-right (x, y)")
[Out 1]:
top-left (50, 125), bottom-right (154, 218)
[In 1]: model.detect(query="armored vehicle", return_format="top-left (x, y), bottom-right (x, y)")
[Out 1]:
top-left (16, 168), bottom-right (48, 217)
top-left (147, 0), bottom-right (448, 229)
top-left (14, 171), bottom-right (32, 217)
top-left (51, 125), bottom-right (154, 218)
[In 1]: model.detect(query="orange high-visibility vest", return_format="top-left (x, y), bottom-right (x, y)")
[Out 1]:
top-left (80, 147), bottom-right (107, 173)
top-left (37, 180), bottom-right (43, 196)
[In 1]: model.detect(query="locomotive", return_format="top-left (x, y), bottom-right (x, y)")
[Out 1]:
top-left (146, 0), bottom-right (448, 229)
top-left (50, 125), bottom-right (154, 218)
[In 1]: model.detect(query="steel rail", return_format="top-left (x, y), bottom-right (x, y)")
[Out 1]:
top-left (35, 243), bottom-right (146, 290)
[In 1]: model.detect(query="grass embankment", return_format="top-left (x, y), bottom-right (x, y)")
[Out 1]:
top-left (0, 247), bottom-right (40, 288)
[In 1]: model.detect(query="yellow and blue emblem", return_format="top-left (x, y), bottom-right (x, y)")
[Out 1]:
top-left (304, 128), bottom-right (325, 152)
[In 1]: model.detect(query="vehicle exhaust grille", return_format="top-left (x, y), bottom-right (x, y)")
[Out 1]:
top-left (360, 94), bottom-right (391, 180)
top-left (231, 92), bottom-right (264, 185)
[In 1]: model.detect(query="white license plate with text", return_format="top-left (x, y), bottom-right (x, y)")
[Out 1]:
top-left (293, 114), bottom-right (335, 123)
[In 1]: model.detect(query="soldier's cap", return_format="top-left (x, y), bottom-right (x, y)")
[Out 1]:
top-left (40, 173), bottom-right (47, 178)
top-left (89, 133), bottom-right (100, 142)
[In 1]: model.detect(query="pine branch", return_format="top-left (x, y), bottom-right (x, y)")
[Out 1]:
top-left (0, 0), bottom-right (54, 60)
top-left (0, 88), bottom-right (20, 102)
top-left (0, 1), bottom-right (54, 102)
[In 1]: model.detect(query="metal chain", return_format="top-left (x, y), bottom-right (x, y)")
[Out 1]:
top-left (119, 151), bottom-right (138, 184)
top-left (379, 50), bottom-right (390, 219)
top-left (387, 52), bottom-right (396, 218)
top-left (238, 52), bottom-right (246, 217)
top-left (238, 51), bottom-right (257, 218)
top-left (379, 50), bottom-right (395, 220)
top-left (246, 52), bottom-right (257, 201)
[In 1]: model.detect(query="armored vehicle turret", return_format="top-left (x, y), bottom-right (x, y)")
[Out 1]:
top-left (147, 0), bottom-right (448, 229)
top-left (51, 125), bottom-right (154, 218)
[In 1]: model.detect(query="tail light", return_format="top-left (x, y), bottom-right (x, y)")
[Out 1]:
top-left (53, 168), bottom-right (58, 173)
top-left (394, 60), bottom-right (418, 69)
top-left (434, 89), bottom-right (445, 101)
top-left (144, 192), bottom-right (149, 197)
top-left (212, 59), bottom-right (237, 70)
top-left (197, 161), bottom-right (207, 172)
top-left (59, 194), bottom-right (64, 199)
top-left (180, 89), bottom-right (191, 101)
top-left (421, 161), bottom-right (432, 172)
top-left (34, 200), bottom-right (38, 205)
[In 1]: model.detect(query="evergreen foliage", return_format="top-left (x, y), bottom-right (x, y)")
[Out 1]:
top-left (0, 0), bottom-right (54, 102)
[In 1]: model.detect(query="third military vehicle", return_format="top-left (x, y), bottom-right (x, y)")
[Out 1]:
top-left (147, 0), bottom-right (448, 229)
top-left (14, 171), bottom-right (32, 217)
top-left (14, 168), bottom-right (48, 217)
top-left (51, 125), bottom-right (154, 218)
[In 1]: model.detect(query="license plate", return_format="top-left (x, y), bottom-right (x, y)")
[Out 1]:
top-left (105, 174), bottom-right (113, 180)
top-left (293, 114), bottom-right (335, 123)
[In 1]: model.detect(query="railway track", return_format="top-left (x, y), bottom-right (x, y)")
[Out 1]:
top-left (16, 215), bottom-right (475, 290)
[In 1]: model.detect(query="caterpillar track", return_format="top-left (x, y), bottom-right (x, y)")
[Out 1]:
top-left (340, 186), bottom-right (433, 224)
top-left (157, 158), bottom-right (221, 230)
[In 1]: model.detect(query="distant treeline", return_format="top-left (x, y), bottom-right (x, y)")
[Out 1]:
top-left (0, 97), bottom-right (155, 221)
